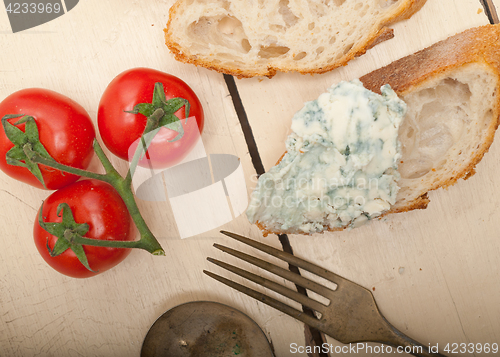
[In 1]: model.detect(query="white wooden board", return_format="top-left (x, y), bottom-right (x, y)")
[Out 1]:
top-left (0, 1), bottom-right (306, 356)
top-left (232, 0), bottom-right (500, 355)
top-left (0, 1), bottom-right (499, 356)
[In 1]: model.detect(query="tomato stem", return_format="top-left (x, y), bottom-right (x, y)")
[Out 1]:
top-left (3, 84), bottom-right (190, 258)
top-left (125, 107), bottom-right (165, 185)
top-left (26, 141), bottom-right (165, 256)
top-left (92, 139), bottom-right (122, 179)
top-left (70, 235), bottom-right (148, 250)
top-left (24, 143), bottom-right (110, 182)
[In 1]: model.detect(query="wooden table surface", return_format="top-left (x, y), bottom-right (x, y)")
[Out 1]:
top-left (1, 1), bottom-right (499, 356)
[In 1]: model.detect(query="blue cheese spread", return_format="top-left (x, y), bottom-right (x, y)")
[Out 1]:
top-left (246, 80), bottom-right (407, 234)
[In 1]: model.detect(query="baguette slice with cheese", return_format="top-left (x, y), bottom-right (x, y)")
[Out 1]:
top-left (164, 0), bottom-right (427, 78)
top-left (249, 24), bottom-right (500, 236)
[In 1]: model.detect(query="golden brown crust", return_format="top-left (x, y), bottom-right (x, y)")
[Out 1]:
top-left (364, 27), bottom-right (395, 52)
top-left (360, 25), bottom-right (500, 95)
top-left (384, 0), bottom-right (428, 24)
top-left (164, 0), bottom-right (428, 78)
top-left (361, 24), bottom-right (500, 213)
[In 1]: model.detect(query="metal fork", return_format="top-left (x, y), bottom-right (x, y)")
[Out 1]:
top-left (204, 231), bottom-right (446, 357)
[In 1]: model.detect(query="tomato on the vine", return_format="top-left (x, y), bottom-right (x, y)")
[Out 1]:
top-left (97, 67), bottom-right (204, 169)
top-left (0, 88), bottom-right (96, 190)
top-left (34, 179), bottom-right (135, 278)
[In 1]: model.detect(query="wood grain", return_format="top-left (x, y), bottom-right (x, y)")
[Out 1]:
top-left (0, 2), bottom-right (306, 356)
top-left (0, 1), bottom-right (498, 356)
top-left (232, 0), bottom-right (500, 355)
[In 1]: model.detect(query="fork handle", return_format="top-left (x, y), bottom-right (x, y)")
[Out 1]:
top-left (382, 320), bottom-right (447, 357)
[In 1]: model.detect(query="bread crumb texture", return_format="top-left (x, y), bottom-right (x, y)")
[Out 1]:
top-left (164, 0), bottom-right (427, 78)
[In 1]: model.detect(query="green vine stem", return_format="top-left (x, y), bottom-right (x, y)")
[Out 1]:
top-left (26, 139), bottom-right (165, 256)
top-left (2, 83), bottom-right (192, 260)
top-left (126, 107), bottom-right (165, 182)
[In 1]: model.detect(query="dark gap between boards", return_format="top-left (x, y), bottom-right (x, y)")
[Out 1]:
top-left (480, 0), bottom-right (499, 24)
top-left (223, 74), bottom-right (331, 357)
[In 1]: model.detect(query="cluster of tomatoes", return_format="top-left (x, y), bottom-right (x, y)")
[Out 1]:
top-left (0, 68), bottom-right (204, 278)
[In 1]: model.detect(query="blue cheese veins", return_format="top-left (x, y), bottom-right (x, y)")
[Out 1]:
top-left (246, 80), bottom-right (407, 234)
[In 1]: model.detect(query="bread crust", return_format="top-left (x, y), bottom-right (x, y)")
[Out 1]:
top-left (360, 26), bottom-right (500, 95)
top-left (361, 24), bottom-right (500, 206)
top-left (384, 0), bottom-right (427, 24)
top-left (164, 0), bottom-right (427, 78)
top-left (255, 24), bottom-right (500, 236)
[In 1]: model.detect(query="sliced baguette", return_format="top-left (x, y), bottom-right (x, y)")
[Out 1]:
top-left (164, 0), bottom-right (427, 78)
top-left (252, 24), bottom-right (500, 236)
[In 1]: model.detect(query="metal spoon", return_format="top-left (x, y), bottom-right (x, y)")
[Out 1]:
top-left (141, 301), bottom-right (274, 357)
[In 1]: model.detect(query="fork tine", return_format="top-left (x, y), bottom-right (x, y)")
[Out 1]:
top-left (207, 257), bottom-right (326, 313)
top-left (220, 231), bottom-right (348, 287)
top-left (203, 270), bottom-right (325, 331)
top-left (214, 243), bottom-right (335, 298)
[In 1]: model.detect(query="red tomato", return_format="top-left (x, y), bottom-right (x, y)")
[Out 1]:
top-left (98, 67), bottom-right (204, 169)
top-left (34, 179), bottom-right (135, 278)
top-left (0, 88), bottom-right (96, 190)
